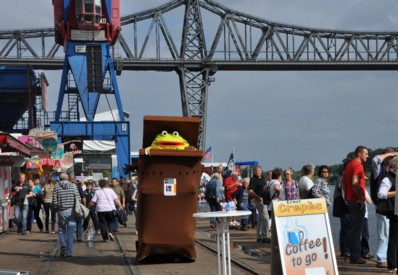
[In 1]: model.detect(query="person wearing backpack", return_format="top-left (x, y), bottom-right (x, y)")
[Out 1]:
top-left (267, 169), bottom-right (282, 227)
top-left (298, 164), bottom-right (315, 199)
top-left (205, 174), bottom-right (222, 229)
top-left (27, 178), bottom-right (44, 233)
top-left (372, 149), bottom-right (398, 268)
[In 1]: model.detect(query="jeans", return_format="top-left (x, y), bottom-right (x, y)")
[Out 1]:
top-left (254, 200), bottom-right (269, 240)
top-left (111, 206), bottom-right (120, 232)
top-left (58, 209), bottom-right (75, 257)
top-left (14, 204), bottom-right (29, 233)
top-left (347, 201), bottom-right (365, 261)
top-left (75, 217), bottom-right (83, 241)
top-left (339, 213), bottom-right (351, 256)
top-left (361, 218), bottom-right (370, 255)
top-left (128, 202), bottom-right (136, 214)
top-left (376, 211), bottom-right (389, 263)
top-left (239, 202), bottom-right (256, 226)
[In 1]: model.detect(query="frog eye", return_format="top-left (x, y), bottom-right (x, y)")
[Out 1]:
top-left (161, 131), bottom-right (168, 136)
top-left (172, 131), bottom-right (179, 137)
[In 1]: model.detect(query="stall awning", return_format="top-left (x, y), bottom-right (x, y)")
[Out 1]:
top-left (0, 133), bottom-right (31, 156)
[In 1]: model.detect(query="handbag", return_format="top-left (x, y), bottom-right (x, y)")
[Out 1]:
top-left (332, 195), bottom-right (349, 217)
top-left (30, 197), bottom-right (39, 208)
top-left (74, 196), bottom-right (90, 219)
top-left (118, 208), bottom-right (128, 226)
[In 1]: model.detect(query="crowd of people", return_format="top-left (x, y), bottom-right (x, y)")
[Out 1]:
top-left (203, 162), bottom-right (332, 244)
top-left (202, 145), bottom-right (398, 273)
top-left (10, 172), bottom-right (138, 257)
top-left (334, 146), bottom-right (398, 273)
top-left (9, 144), bottom-right (398, 270)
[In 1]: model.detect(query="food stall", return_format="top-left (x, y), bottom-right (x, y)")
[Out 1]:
top-left (0, 133), bottom-right (31, 233)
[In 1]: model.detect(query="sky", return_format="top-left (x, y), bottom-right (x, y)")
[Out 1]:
top-left (2, 0), bottom-right (398, 171)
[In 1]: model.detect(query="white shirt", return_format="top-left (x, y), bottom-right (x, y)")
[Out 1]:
top-left (378, 175), bottom-right (393, 200)
top-left (298, 176), bottom-right (314, 199)
top-left (91, 187), bottom-right (118, 212)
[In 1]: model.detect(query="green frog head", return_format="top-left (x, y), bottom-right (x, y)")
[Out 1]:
top-left (151, 130), bottom-right (190, 150)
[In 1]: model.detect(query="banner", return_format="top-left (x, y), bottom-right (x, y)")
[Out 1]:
top-left (273, 199), bottom-right (338, 275)
top-left (62, 138), bottom-right (83, 155)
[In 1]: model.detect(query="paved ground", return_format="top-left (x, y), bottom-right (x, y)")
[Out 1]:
top-left (0, 215), bottom-right (393, 275)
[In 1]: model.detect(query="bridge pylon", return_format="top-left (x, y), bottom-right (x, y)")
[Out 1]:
top-left (179, 0), bottom-right (213, 150)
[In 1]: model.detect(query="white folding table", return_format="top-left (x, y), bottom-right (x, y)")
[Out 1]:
top-left (193, 210), bottom-right (251, 275)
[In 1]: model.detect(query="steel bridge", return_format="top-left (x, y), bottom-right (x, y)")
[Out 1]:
top-left (1, 0), bottom-right (398, 149)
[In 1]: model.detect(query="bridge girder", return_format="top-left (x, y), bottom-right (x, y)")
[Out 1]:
top-left (1, 0), bottom-right (398, 149)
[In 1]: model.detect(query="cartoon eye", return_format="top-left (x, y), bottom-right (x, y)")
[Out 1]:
top-left (172, 131), bottom-right (179, 137)
top-left (161, 131), bottom-right (168, 136)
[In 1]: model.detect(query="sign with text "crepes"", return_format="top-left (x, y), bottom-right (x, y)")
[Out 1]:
top-left (273, 199), bottom-right (338, 275)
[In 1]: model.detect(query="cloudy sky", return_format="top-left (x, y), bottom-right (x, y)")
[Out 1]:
top-left (3, 0), bottom-right (398, 171)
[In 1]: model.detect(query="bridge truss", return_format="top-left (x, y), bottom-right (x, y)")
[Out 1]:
top-left (1, 0), bottom-right (398, 149)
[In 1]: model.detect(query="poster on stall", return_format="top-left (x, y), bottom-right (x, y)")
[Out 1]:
top-left (273, 198), bottom-right (338, 275)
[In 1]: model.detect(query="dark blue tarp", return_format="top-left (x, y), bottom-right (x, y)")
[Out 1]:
top-left (235, 161), bottom-right (258, 166)
top-left (0, 66), bottom-right (39, 131)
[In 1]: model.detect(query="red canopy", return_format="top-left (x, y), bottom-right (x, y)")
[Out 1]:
top-left (0, 134), bottom-right (31, 156)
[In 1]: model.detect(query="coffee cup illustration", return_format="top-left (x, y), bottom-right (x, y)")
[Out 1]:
top-left (287, 229), bottom-right (304, 245)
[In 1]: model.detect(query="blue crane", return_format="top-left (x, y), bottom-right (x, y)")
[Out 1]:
top-left (50, 0), bottom-right (130, 178)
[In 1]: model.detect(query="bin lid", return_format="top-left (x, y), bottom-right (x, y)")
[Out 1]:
top-left (142, 116), bottom-right (200, 148)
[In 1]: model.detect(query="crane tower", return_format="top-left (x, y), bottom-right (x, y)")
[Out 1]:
top-left (51, 0), bottom-right (130, 178)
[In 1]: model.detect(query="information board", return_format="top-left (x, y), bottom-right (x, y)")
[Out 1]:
top-left (273, 198), bottom-right (338, 275)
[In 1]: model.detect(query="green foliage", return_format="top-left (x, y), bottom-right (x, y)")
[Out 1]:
top-left (102, 170), bottom-right (109, 178)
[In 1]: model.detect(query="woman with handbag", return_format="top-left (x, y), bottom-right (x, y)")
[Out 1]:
top-left (88, 179), bottom-right (123, 242)
top-left (27, 178), bottom-right (44, 233)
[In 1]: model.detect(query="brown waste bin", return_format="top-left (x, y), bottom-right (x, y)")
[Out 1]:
top-left (136, 115), bottom-right (204, 262)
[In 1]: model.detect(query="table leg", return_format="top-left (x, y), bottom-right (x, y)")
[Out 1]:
top-left (216, 220), bottom-right (221, 275)
top-left (221, 218), bottom-right (227, 275)
top-left (226, 223), bottom-right (231, 275)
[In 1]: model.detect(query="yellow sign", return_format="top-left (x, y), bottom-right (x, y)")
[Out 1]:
top-left (274, 199), bottom-right (328, 217)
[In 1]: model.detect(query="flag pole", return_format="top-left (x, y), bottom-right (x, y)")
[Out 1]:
top-left (211, 144), bottom-right (214, 164)
top-left (233, 147), bottom-right (235, 171)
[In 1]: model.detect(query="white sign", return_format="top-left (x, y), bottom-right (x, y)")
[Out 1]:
top-left (273, 199), bottom-right (338, 275)
top-left (163, 178), bottom-right (176, 196)
top-left (71, 29), bottom-right (106, 41)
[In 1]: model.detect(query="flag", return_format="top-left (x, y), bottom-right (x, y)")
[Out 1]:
top-left (202, 146), bottom-right (213, 160)
top-left (223, 151), bottom-right (235, 177)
